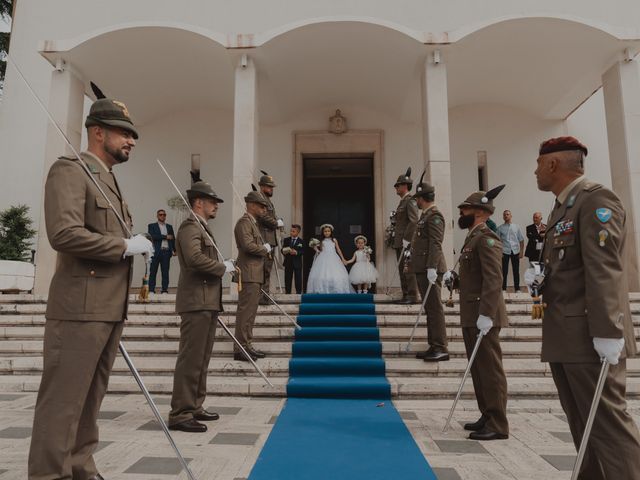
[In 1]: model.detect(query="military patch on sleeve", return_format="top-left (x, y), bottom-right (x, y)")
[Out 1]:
top-left (433, 218), bottom-right (441, 225)
top-left (487, 238), bottom-right (495, 247)
top-left (596, 208), bottom-right (612, 223)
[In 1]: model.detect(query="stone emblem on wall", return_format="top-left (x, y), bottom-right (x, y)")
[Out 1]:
top-left (329, 109), bottom-right (347, 134)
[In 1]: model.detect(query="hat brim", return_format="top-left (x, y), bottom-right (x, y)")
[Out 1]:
top-left (457, 201), bottom-right (494, 213)
top-left (187, 191), bottom-right (224, 203)
top-left (259, 182), bottom-right (277, 188)
top-left (244, 197), bottom-right (269, 207)
top-left (86, 117), bottom-right (139, 139)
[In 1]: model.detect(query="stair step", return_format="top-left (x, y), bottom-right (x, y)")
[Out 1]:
top-left (289, 357), bottom-right (386, 376)
top-left (287, 376), bottom-right (391, 399)
top-left (294, 327), bottom-right (380, 341)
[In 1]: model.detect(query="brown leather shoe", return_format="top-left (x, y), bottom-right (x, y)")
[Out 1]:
top-left (194, 409), bottom-right (219, 421)
top-left (234, 351), bottom-right (258, 362)
top-left (168, 418), bottom-right (207, 433)
top-left (468, 428), bottom-right (508, 441)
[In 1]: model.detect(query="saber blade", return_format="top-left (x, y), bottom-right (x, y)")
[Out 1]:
top-left (404, 281), bottom-right (433, 352)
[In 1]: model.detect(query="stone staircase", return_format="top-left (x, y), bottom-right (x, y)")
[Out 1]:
top-left (1, 293), bottom-right (639, 399)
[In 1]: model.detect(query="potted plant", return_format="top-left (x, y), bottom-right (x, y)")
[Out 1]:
top-left (0, 205), bottom-right (37, 292)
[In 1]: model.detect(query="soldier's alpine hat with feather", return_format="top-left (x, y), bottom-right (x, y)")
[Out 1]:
top-left (457, 185), bottom-right (505, 214)
top-left (394, 167), bottom-right (413, 188)
top-left (413, 170), bottom-right (435, 199)
top-left (258, 170), bottom-right (276, 188)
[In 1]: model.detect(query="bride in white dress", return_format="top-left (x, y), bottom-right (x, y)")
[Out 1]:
top-left (307, 224), bottom-right (354, 294)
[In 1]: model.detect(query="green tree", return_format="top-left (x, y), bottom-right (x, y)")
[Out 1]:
top-left (0, 0), bottom-right (13, 91)
top-left (0, 205), bottom-right (36, 261)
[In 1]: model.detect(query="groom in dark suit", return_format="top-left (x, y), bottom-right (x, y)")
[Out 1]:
top-left (148, 209), bottom-right (176, 293)
top-left (282, 225), bottom-right (304, 294)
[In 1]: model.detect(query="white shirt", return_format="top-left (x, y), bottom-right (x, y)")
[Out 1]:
top-left (158, 222), bottom-right (169, 249)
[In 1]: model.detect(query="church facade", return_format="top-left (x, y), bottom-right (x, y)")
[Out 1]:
top-left (1, 0), bottom-right (640, 292)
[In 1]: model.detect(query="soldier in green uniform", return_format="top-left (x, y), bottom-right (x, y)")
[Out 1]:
top-left (407, 180), bottom-right (449, 361)
top-left (448, 185), bottom-right (509, 440)
top-left (28, 99), bottom-right (153, 479)
top-left (257, 172), bottom-right (283, 304)
top-left (168, 181), bottom-right (235, 433)
top-left (393, 169), bottom-right (420, 304)
top-left (235, 191), bottom-right (270, 360)
top-left (534, 136), bottom-right (640, 478)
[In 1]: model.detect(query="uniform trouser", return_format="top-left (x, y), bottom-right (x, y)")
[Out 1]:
top-left (462, 327), bottom-right (509, 435)
top-left (395, 248), bottom-right (418, 300)
top-left (262, 250), bottom-right (275, 296)
top-left (415, 273), bottom-right (447, 351)
top-left (284, 263), bottom-right (302, 294)
top-left (28, 319), bottom-right (124, 480)
top-left (168, 310), bottom-right (218, 426)
top-left (550, 360), bottom-right (640, 480)
top-left (235, 282), bottom-right (261, 351)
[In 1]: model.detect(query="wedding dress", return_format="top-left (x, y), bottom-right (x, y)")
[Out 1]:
top-left (307, 238), bottom-right (353, 294)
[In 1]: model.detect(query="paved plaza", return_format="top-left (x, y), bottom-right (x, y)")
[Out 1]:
top-left (2, 392), bottom-right (638, 479)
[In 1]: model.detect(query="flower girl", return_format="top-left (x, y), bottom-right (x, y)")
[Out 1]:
top-left (345, 235), bottom-right (378, 293)
top-left (307, 224), bottom-right (353, 294)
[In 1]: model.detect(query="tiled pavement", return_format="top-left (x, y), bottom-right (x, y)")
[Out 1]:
top-left (1, 393), bottom-right (639, 479)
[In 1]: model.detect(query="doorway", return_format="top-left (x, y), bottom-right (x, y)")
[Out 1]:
top-left (302, 155), bottom-right (376, 291)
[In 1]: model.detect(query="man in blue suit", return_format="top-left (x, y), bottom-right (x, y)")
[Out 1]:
top-left (148, 209), bottom-right (176, 293)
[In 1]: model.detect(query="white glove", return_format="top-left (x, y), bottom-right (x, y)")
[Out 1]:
top-left (524, 268), bottom-right (536, 287)
top-left (223, 260), bottom-right (235, 274)
top-left (277, 219), bottom-right (284, 228)
top-left (476, 314), bottom-right (493, 336)
top-left (443, 270), bottom-right (453, 283)
top-left (402, 239), bottom-right (410, 249)
top-left (124, 234), bottom-right (154, 258)
top-left (593, 337), bottom-right (625, 365)
top-left (427, 268), bottom-right (438, 284)
top-left (263, 243), bottom-right (273, 253)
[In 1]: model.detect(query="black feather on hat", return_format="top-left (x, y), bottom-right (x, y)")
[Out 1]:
top-left (481, 184), bottom-right (506, 204)
top-left (405, 167), bottom-right (411, 178)
top-left (190, 170), bottom-right (202, 185)
top-left (90, 82), bottom-right (106, 100)
top-left (260, 170), bottom-right (269, 176)
top-left (251, 184), bottom-right (257, 192)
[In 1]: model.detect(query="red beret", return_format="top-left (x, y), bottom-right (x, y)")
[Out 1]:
top-left (539, 136), bottom-right (588, 157)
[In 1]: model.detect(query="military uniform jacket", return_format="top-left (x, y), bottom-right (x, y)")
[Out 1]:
top-left (408, 206), bottom-right (447, 274)
top-left (393, 193), bottom-right (420, 248)
top-left (540, 178), bottom-right (637, 363)
top-left (257, 196), bottom-right (278, 246)
top-left (44, 152), bottom-right (133, 322)
top-left (458, 224), bottom-right (508, 328)
top-left (235, 213), bottom-right (268, 283)
top-left (175, 217), bottom-right (226, 313)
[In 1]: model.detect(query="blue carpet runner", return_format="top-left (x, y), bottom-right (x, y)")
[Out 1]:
top-left (248, 294), bottom-right (436, 480)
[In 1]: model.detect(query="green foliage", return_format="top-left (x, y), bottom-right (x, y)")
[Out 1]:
top-left (0, 205), bottom-right (36, 261)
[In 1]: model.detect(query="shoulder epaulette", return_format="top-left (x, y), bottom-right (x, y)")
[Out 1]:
top-left (583, 182), bottom-right (602, 193)
top-left (58, 155), bottom-right (76, 161)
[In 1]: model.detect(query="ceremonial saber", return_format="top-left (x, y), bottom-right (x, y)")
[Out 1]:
top-left (154, 160), bottom-right (277, 384)
top-left (404, 280), bottom-right (433, 352)
top-left (571, 359), bottom-right (610, 480)
top-left (228, 180), bottom-right (301, 330)
top-left (442, 331), bottom-right (485, 433)
top-left (7, 54), bottom-right (197, 480)
top-left (119, 344), bottom-right (196, 480)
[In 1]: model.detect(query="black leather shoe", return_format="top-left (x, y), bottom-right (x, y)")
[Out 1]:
top-left (395, 297), bottom-right (413, 305)
top-left (248, 348), bottom-right (266, 359)
top-left (258, 298), bottom-right (270, 305)
top-left (415, 351), bottom-right (429, 359)
top-left (463, 415), bottom-right (488, 431)
top-left (423, 350), bottom-right (450, 362)
top-left (234, 351), bottom-right (258, 361)
top-left (168, 418), bottom-right (207, 433)
top-left (468, 428), bottom-right (508, 441)
top-left (194, 409), bottom-right (220, 421)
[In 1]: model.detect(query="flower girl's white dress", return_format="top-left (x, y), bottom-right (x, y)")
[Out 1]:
top-left (348, 250), bottom-right (378, 285)
top-left (307, 239), bottom-right (353, 294)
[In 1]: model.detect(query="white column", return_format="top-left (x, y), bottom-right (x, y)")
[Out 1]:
top-left (33, 65), bottom-right (85, 295)
top-left (422, 52), bottom-right (454, 268)
top-left (602, 58), bottom-right (640, 291)
top-left (230, 54), bottom-right (259, 293)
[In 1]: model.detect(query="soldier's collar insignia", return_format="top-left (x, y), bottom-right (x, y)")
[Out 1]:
top-left (596, 208), bottom-right (612, 223)
top-left (567, 195), bottom-right (576, 208)
top-left (88, 164), bottom-right (99, 174)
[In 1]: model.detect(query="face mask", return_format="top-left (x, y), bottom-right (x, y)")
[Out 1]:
top-left (458, 213), bottom-right (475, 229)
